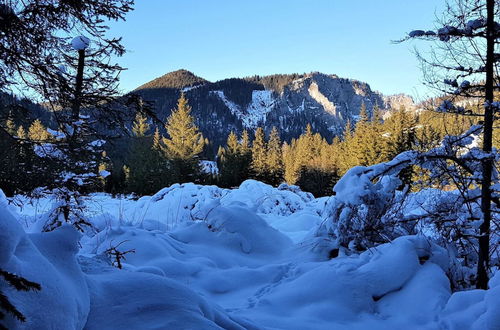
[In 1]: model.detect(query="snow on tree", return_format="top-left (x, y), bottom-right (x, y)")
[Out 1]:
top-left (400, 0), bottom-right (499, 289)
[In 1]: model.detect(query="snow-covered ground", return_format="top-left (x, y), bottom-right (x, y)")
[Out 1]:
top-left (1, 181), bottom-right (499, 329)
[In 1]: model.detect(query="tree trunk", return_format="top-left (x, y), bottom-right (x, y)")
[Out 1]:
top-left (476, 0), bottom-right (494, 290)
top-left (71, 49), bottom-right (85, 134)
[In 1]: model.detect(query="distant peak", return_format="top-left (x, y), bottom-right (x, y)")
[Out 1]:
top-left (135, 69), bottom-right (208, 91)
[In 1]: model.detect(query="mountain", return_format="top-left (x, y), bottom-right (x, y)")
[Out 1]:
top-left (135, 69), bottom-right (207, 91)
top-left (132, 70), bottom-right (415, 152)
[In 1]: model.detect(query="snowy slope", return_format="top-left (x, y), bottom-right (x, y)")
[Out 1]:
top-left (4, 182), bottom-right (499, 330)
top-left (211, 90), bottom-right (275, 129)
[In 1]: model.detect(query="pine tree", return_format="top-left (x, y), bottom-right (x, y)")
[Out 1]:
top-left (16, 126), bottom-right (26, 139)
top-left (226, 131), bottom-right (240, 154)
top-left (359, 101), bottom-right (368, 122)
top-left (27, 119), bottom-right (50, 142)
top-left (372, 103), bottom-right (383, 123)
top-left (131, 112), bottom-right (149, 137)
top-left (282, 139), bottom-right (300, 185)
top-left (219, 131), bottom-right (244, 187)
top-left (98, 151), bottom-right (111, 191)
top-left (237, 129), bottom-right (252, 183)
top-left (126, 114), bottom-right (152, 194)
top-left (152, 127), bottom-right (161, 151)
top-left (161, 93), bottom-right (205, 183)
top-left (240, 129), bottom-right (251, 155)
top-left (4, 117), bottom-right (16, 136)
top-left (250, 127), bottom-right (268, 181)
top-left (162, 94), bottom-right (204, 160)
top-left (266, 127), bottom-right (283, 185)
top-left (124, 114), bottom-right (171, 194)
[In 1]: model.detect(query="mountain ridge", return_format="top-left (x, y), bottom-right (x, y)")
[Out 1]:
top-left (131, 70), bottom-right (415, 152)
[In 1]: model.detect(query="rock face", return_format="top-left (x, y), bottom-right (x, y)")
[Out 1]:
top-left (132, 70), bottom-right (414, 151)
top-left (265, 73), bottom-right (386, 137)
top-left (383, 94), bottom-right (416, 111)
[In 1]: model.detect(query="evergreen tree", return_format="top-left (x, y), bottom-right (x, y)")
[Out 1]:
top-left (372, 103), bottom-right (383, 123)
top-left (5, 117), bottom-right (15, 136)
top-left (250, 127), bottom-right (268, 181)
top-left (27, 119), bottom-right (50, 142)
top-left (161, 94), bottom-right (205, 183)
top-left (282, 141), bottom-right (296, 184)
top-left (124, 115), bottom-right (172, 195)
top-left (240, 129), bottom-right (251, 155)
top-left (152, 127), bottom-right (161, 151)
top-left (359, 101), bottom-right (368, 122)
top-left (219, 131), bottom-right (244, 187)
top-left (265, 127), bottom-right (284, 185)
top-left (237, 129), bottom-right (252, 183)
top-left (126, 114), bottom-right (152, 194)
top-left (131, 112), bottom-right (150, 137)
top-left (16, 126), bottom-right (26, 140)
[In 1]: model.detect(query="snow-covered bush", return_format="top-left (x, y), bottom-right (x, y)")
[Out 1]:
top-left (0, 190), bottom-right (90, 329)
top-left (320, 125), bottom-right (499, 289)
top-left (223, 180), bottom-right (313, 216)
top-left (320, 152), bottom-right (418, 252)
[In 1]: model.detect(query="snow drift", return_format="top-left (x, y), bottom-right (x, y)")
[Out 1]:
top-left (3, 180), bottom-right (500, 329)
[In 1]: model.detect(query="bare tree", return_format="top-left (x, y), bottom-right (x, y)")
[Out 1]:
top-left (401, 0), bottom-right (499, 289)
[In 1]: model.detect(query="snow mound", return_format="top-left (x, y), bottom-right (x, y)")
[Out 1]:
top-left (205, 205), bottom-right (293, 255)
top-left (222, 180), bottom-right (313, 216)
top-left (124, 183), bottom-right (226, 230)
top-left (440, 270), bottom-right (500, 330)
top-left (0, 192), bottom-right (89, 329)
top-left (231, 236), bottom-right (451, 329)
top-left (85, 267), bottom-right (258, 329)
top-left (7, 181), bottom-right (500, 329)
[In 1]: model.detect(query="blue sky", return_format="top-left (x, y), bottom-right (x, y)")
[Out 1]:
top-left (109, 0), bottom-right (443, 99)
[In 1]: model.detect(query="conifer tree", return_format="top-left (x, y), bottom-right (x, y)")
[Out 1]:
top-left (131, 112), bottom-right (149, 137)
top-left (359, 101), bottom-right (368, 121)
top-left (226, 131), bottom-right (240, 154)
top-left (219, 131), bottom-right (244, 187)
top-left (126, 113), bottom-right (154, 194)
top-left (161, 93), bottom-right (205, 183)
top-left (238, 129), bottom-right (252, 181)
top-left (240, 129), bottom-right (251, 155)
top-left (27, 120), bottom-right (50, 142)
top-left (16, 126), bottom-right (26, 140)
top-left (251, 127), bottom-right (268, 181)
top-left (5, 117), bottom-right (15, 136)
top-left (152, 127), bottom-right (161, 151)
top-left (282, 141), bottom-right (296, 184)
top-left (266, 127), bottom-right (284, 185)
top-left (372, 103), bottom-right (383, 123)
top-left (337, 119), bottom-right (359, 174)
top-left (297, 124), bottom-right (315, 164)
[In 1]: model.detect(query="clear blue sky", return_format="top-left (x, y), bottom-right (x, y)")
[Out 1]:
top-left (108, 0), bottom-right (443, 100)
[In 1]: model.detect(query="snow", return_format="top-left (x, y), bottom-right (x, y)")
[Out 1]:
top-left (200, 160), bottom-right (219, 175)
top-left (71, 36), bottom-right (90, 50)
top-left (3, 179), bottom-right (500, 329)
top-left (98, 170), bottom-right (110, 178)
top-left (211, 90), bottom-right (275, 128)
top-left (0, 192), bottom-right (89, 329)
top-left (181, 84), bottom-right (203, 92)
top-left (33, 143), bottom-right (65, 159)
